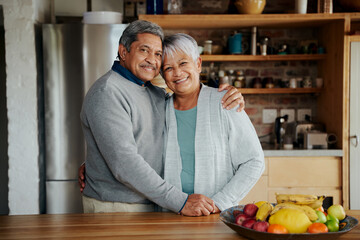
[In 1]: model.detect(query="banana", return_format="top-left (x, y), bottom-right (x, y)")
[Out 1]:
top-left (306, 195), bottom-right (326, 209)
top-left (255, 202), bottom-right (274, 221)
top-left (270, 203), bottom-right (318, 222)
top-left (275, 193), bottom-right (318, 205)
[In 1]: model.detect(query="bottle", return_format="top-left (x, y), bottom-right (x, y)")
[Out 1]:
top-left (233, 70), bottom-right (246, 88)
top-left (147, 0), bottom-right (164, 14)
top-left (204, 40), bottom-right (213, 55)
top-left (227, 70), bottom-right (235, 86)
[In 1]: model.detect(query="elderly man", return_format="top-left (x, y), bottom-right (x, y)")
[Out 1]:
top-left (80, 20), bottom-right (244, 216)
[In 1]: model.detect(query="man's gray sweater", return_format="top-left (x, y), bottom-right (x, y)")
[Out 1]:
top-left (80, 69), bottom-right (188, 212)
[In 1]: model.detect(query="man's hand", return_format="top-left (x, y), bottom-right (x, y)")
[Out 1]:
top-left (180, 194), bottom-right (215, 216)
top-left (78, 163), bottom-right (86, 192)
top-left (218, 83), bottom-right (245, 112)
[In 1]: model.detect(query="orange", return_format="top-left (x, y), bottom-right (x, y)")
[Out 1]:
top-left (316, 206), bottom-right (325, 213)
top-left (308, 223), bottom-right (328, 233)
top-left (267, 224), bottom-right (289, 234)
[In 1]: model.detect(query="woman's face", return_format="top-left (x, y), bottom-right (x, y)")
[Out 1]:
top-left (162, 51), bottom-right (202, 96)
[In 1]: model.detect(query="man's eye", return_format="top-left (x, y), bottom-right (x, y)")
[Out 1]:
top-left (180, 62), bottom-right (187, 66)
top-left (156, 53), bottom-right (162, 58)
top-left (140, 48), bottom-right (147, 52)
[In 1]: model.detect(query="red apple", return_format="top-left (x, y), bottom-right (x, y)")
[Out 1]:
top-left (253, 221), bottom-right (269, 232)
top-left (242, 218), bottom-right (256, 228)
top-left (243, 203), bottom-right (258, 218)
top-left (233, 210), bottom-right (242, 218)
top-left (235, 214), bottom-right (249, 225)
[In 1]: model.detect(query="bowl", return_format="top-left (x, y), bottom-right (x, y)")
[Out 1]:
top-left (234, 0), bottom-right (266, 14)
top-left (338, 0), bottom-right (360, 12)
top-left (83, 11), bottom-right (123, 24)
top-left (220, 205), bottom-right (359, 240)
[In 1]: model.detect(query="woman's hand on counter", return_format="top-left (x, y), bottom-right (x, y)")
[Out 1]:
top-left (180, 194), bottom-right (215, 216)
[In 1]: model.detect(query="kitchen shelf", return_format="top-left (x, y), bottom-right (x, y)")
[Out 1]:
top-left (200, 54), bottom-right (326, 62)
top-left (237, 88), bottom-right (322, 95)
top-left (139, 13), bottom-right (360, 29)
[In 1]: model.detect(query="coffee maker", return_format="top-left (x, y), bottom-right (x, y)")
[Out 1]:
top-left (274, 115), bottom-right (289, 147)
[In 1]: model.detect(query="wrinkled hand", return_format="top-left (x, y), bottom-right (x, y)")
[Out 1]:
top-left (218, 84), bottom-right (245, 112)
top-left (78, 163), bottom-right (86, 192)
top-left (180, 194), bottom-right (215, 216)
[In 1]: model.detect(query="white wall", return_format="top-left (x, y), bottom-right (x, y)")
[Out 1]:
top-left (0, 0), bottom-right (50, 215)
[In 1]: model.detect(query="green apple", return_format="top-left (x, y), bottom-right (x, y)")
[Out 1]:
top-left (327, 204), bottom-right (346, 221)
top-left (327, 214), bottom-right (339, 223)
top-left (325, 220), bottom-right (339, 232)
top-left (314, 210), bottom-right (327, 223)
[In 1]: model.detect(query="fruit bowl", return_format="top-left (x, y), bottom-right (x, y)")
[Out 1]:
top-left (220, 205), bottom-right (358, 240)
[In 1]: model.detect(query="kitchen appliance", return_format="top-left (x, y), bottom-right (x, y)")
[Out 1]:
top-left (42, 23), bottom-right (127, 214)
top-left (285, 118), bottom-right (325, 148)
top-left (304, 132), bottom-right (328, 149)
top-left (274, 115), bottom-right (288, 146)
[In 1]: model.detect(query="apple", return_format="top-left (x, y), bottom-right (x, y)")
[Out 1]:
top-left (242, 218), bottom-right (256, 229)
top-left (327, 204), bottom-right (346, 221)
top-left (243, 203), bottom-right (258, 218)
top-left (314, 210), bottom-right (327, 224)
top-left (233, 210), bottom-right (242, 218)
top-left (235, 214), bottom-right (249, 225)
top-left (253, 221), bottom-right (269, 232)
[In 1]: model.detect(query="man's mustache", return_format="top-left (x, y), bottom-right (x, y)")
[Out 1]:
top-left (140, 63), bottom-right (156, 70)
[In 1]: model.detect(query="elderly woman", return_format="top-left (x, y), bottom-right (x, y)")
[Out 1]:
top-left (161, 33), bottom-right (265, 212)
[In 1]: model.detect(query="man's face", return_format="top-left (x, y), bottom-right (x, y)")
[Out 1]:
top-left (119, 33), bottom-right (162, 82)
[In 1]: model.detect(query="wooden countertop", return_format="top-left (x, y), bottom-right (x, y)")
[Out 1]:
top-left (0, 210), bottom-right (359, 239)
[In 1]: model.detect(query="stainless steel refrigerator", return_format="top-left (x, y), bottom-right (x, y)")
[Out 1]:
top-left (42, 23), bottom-right (128, 214)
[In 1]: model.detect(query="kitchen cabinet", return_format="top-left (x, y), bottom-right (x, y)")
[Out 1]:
top-left (239, 156), bottom-right (341, 205)
top-left (139, 13), bottom-right (360, 209)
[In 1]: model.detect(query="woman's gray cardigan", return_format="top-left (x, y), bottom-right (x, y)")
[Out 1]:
top-left (163, 85), bottom-right (265, 211)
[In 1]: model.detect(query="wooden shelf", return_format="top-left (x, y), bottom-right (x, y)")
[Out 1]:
top-left (237, 88), bottom-right (322, 95)
top-left (139, 13), bottom-right (360, 29)
top-left (200, 54), bottom-right (326, 62)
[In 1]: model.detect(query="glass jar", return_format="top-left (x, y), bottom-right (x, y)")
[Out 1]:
top-left (204, 40), bottom-right (213, 55)
top-left (302, 76), bottom-right (312, 88)
top-left (234, 70), bottom-right (246, 88)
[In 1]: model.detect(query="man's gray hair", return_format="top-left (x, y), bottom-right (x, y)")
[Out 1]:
top-left (119, 20), bottom-right (164, 53)
top-left (162, 33), bottom-right (199, 63)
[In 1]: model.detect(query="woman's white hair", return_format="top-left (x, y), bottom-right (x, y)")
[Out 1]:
top-left (162, 33), bottom-right (199, 63)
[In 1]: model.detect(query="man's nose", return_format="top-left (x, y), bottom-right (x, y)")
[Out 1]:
top-left (145, 53), bottom-right (157, 64)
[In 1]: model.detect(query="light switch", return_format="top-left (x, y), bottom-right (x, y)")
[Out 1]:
top-left (280, 109), bottom-right (295, 123)
top-left (263, 109), bottom-right (277, 124)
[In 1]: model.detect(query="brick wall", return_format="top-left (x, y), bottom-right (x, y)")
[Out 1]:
top-left (164, 28), bottom-right (322, 143)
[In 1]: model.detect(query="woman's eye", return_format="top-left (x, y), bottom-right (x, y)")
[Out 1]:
top-left (180, 62), bottom-right (187, 66)
top-left (163, 67), bottom-right (172, 72)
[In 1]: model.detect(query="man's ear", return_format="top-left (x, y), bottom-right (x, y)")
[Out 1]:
top-left (118, 44), bottom-right (127, 60)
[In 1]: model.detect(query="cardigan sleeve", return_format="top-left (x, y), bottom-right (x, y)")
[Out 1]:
top-left (211, 110), bottom-right (265, 210)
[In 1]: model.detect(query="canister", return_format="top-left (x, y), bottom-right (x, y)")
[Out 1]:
top-left (204, 40), bottom-right (213, 55)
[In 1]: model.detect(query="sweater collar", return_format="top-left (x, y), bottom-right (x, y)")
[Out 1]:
top-left (111, 61), bottom-right (152, 87)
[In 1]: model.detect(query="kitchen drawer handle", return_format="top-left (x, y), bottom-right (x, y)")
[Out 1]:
top-left (350, 135), bottom-right (359, 147)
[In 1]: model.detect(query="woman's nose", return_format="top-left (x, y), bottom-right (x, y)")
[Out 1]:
top-left (173, 67), bottom-right (182, 76)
